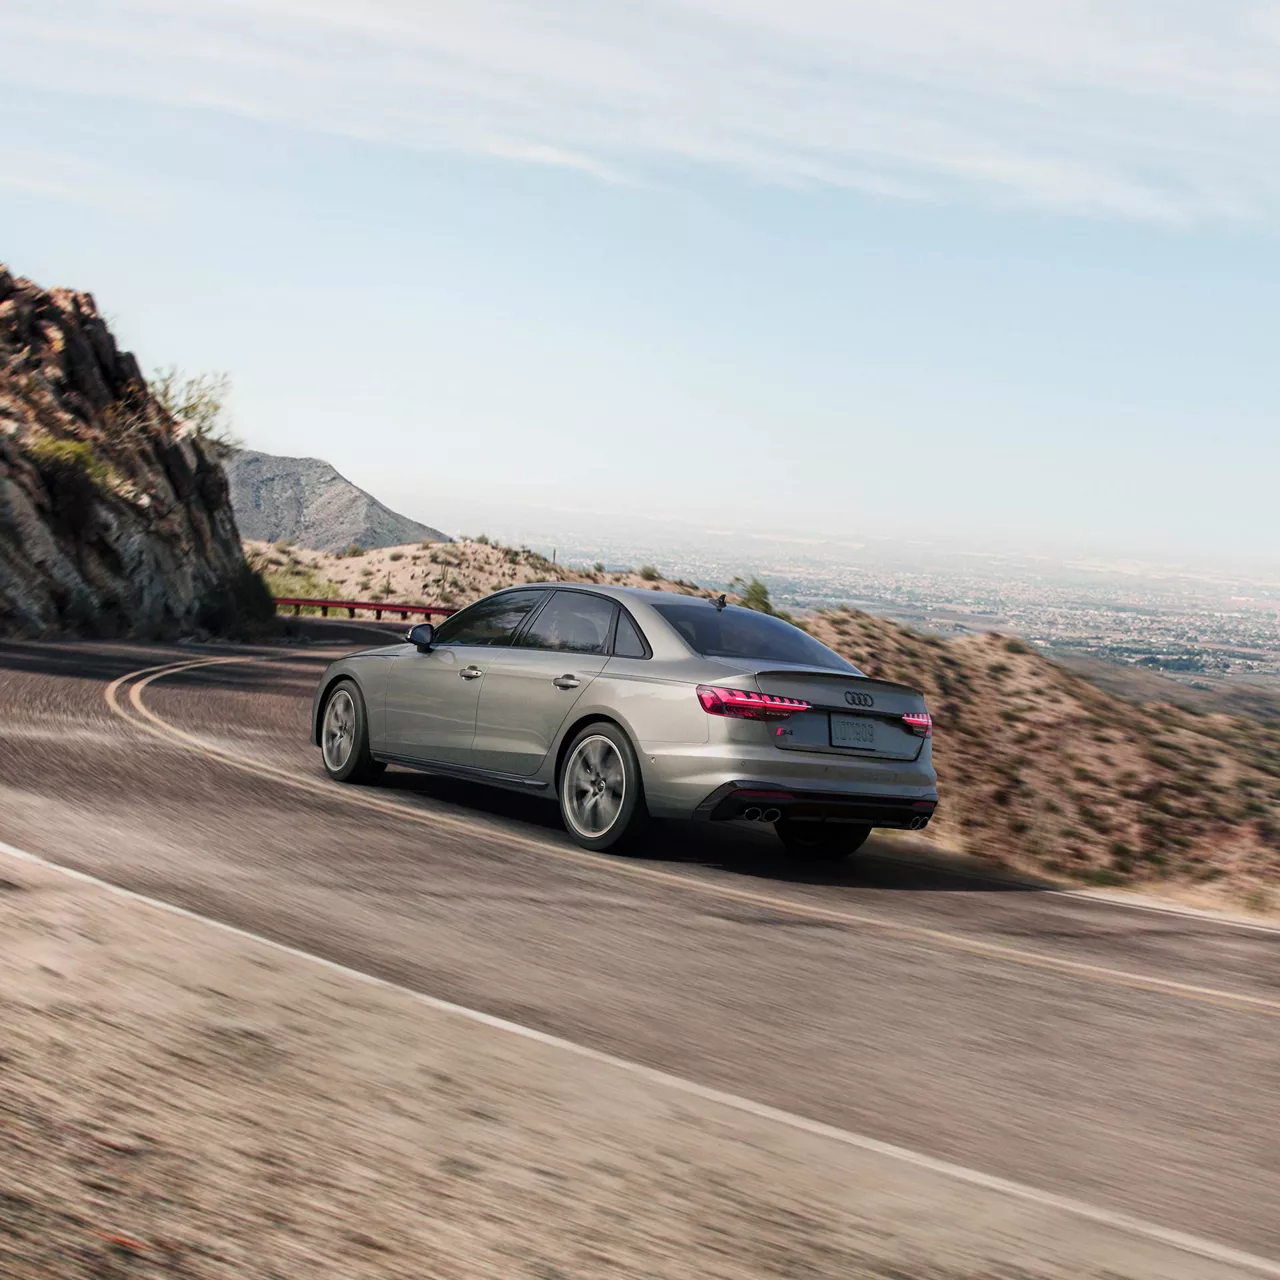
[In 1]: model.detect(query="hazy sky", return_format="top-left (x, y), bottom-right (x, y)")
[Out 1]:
top-left (3, 1), bottom-right (1278, 567)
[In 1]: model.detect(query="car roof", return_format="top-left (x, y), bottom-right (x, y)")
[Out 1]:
top-left (492, 581), bottom-right (712, 606)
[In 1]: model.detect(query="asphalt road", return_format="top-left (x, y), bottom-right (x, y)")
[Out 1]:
top-left (2, 625), bottom-right (1278, 1270)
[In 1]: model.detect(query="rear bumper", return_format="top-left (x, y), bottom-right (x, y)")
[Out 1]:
top-left (694, 781), bottom-right (938, 829)
top-left (637, 739), bottom-right (938, 824)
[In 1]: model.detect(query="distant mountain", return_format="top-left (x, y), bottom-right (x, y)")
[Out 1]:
top-left (226, 449), bottom-right (449, 552)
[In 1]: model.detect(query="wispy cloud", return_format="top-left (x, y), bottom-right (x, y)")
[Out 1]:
top-left (6, 0), bottom-right (1280, 221)
top-left (0, 145), bottom-right (175, 218)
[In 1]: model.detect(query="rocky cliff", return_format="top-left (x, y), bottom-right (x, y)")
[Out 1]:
top-left (225, 449), bottom-right (450, 552)
top-left (0, 266), bottom-right (270, 637)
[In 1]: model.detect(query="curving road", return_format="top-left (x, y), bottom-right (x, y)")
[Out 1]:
top-left (2, 625), bottom-right (1278, 1274)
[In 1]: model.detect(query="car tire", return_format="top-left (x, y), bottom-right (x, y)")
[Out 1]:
top-left (558, 722), bottom-right (650, 853)
top-left (774, 819), bottom-right (871, 863)
top-left (319, 679), bottom-right (385, 784)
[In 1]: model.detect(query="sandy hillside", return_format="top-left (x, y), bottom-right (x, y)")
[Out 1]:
top-left (245, 537), bottom-right (715, 609)
top-left (803, 610), bottom-right (1279, 909)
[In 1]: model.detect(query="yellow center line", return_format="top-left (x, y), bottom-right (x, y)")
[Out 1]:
top-left (104, 657), bottom-right (1280, 1019)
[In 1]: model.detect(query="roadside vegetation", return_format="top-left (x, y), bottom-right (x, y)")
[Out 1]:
top-left (147, 367), bottom-right (240, 455)
top-left (243, 543), bottom-right (342, 613)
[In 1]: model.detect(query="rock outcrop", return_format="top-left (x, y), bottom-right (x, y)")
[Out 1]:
top-left (225, 449), bottom-right (450, 553)
top-left (0, 266), bottom-right (270, 637)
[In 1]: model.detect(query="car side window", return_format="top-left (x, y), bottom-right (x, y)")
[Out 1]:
top-left (516, 591), bottom-right (616, 655)
top-left (612, 609), bottom-right (650, 659)
top-left (433, 590), bottom-right (544, 647)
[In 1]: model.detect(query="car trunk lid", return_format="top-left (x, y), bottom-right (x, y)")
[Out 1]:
top-left (751, 667), bottom-right (927, 761)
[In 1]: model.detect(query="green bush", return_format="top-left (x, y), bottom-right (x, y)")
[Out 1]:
top-left (639, 565), bottom-right (660, 581)
top-left (729, 576), bottom-right (774, 614)
top-left (148, 367), bottom-right (240, 455)
top-left (259, 562), bottom-right (343, 608)
top-left (25, 435), bottom-right (117, 532)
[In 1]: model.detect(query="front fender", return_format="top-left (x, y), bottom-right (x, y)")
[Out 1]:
top-left (311, 652), bottom-right (399, 748)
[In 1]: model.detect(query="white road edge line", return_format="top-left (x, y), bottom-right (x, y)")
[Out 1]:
top-left (3, 839), bottom-right (1278, 1279)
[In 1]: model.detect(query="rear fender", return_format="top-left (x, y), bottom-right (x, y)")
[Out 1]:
top-left (542, 698), bottom-right (647, 795)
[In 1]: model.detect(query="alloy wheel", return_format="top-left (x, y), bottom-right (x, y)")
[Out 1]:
top-left (322, 689), bottom-right (356, 772)
top-left (563, 734), bottom-right (627, 838)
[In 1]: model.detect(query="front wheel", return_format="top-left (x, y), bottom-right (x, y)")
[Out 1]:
top-left (774, 819), bottom-right (871, 864)
top-left (559, 723), bottom-right (650, 853)
top-left (320, 679), bottom-right (385, 784)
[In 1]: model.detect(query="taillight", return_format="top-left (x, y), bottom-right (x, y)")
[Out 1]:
top-left (902, 711), bottom-right (933, 737)
top-left (696, 685), bottom-right (811, 720)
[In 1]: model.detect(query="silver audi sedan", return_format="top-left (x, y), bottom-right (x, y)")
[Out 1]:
top-left (312, 583), bottom-right (938, 860)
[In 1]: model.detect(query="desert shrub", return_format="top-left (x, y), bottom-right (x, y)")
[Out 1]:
top-left (258, 561), bottom-right (343, 607)
top-left (639, 565), bottom-right (660, 581)
top-left (729, 575), bottom-right (779, 614)
top-left (1243, 888), bottom-right (1273, 914)
top-left (1080, 869), bottom-right (1127, 887)
top-left (339, 544), bottom-right (365, 559)
top-left (1005, 638), bottom-right (1031, 654)
top-left (25, 435), bottom-right (117, 533)
top-left (388, 551), bottom-right (404, 562)
top-left (474, 533), bottom-right (491, 545)
top-left (149, 367), bottom-right (239, 455)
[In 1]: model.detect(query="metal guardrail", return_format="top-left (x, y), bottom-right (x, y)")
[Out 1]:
top-left (274, 596), bottom-right (460, 622)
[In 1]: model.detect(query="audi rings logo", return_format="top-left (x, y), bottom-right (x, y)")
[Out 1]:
top-left (844, 690), bottom-right (875, 708)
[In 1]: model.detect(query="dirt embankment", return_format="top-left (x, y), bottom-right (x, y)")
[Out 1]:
top-left (806, 610), bottom-right (1279, 905)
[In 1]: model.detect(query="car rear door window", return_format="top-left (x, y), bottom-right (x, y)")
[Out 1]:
top-left (434, 590), bottom-right (544, 646)
top-left (651, 601), bottom-right (855, 671)
top-left (612, 609), bottom-right (650, 658)
top-left (516, 591), bottom-right (616, 655)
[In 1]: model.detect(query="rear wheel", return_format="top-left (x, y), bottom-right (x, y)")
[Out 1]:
top-left (774, 819), bottom-right (871, 864)
top-left (320, 680), bottom-right (385, 784)
top-left (559, 723), bottom-right (650, 853)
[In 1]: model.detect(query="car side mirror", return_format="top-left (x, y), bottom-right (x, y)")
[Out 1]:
top-left (407, 622), bottom-right (435, 650)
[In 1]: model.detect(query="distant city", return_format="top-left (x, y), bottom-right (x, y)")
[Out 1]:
top-left (449, 515), bottom-right (1280, 688)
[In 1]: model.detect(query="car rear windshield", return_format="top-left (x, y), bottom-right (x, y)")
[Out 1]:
top-left (651, 602), bottom-right (856, 671)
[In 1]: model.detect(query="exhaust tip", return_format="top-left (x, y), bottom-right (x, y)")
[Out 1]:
top-left (762, 808), bottom-right (782, 823)
top-left (742, 807), bottom-right (762, 822)
top-left (909, 815), bottom-right (929, 830)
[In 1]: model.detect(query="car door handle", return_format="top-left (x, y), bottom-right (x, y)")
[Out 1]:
top-left (460, 666), bottom-right (484, 680)
top-left (552, 674), bottom-right (580, 689)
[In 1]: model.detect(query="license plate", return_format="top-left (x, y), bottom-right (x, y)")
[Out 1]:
top-left (830, 713), bottom-right (878, 750)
